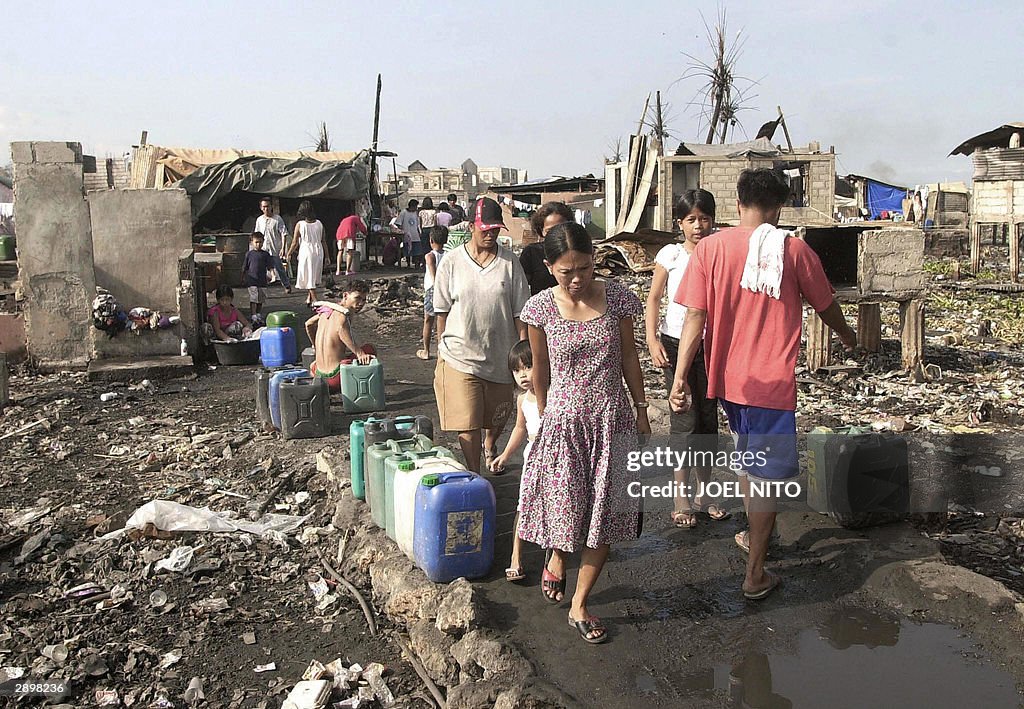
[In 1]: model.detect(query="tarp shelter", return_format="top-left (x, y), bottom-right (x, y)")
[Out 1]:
top-left (171, 154), bottom-right (371, 222)
top-left (865, 179), bottom-right (906, 219)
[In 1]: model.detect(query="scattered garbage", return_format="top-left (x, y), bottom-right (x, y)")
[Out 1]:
top-left (184, 676), bottom-right (204, 705)
top-left (154, 545), bottom-right (196, 572)
top-left (99, 392), bottom-right (118, 402)
top-left (254, 662), bottom-right (277, 673)
top-left (102, 499), bottom-right (308, 539)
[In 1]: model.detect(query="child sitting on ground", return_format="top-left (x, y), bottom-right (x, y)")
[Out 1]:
top-left (242, 232), bottom-right (273, 315)
top-left (204, 285), bottom-right (252, 342)
top-left (304, 279), bottom-right (376, 392)
top-left (489, 340), bottom-right (540, 583)
top-left (417, 225), bottom-right (448, 360)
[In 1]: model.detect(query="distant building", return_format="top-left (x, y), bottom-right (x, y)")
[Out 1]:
top-left (387, 159), bottom-right (527, 206)
top-left (477, 166), bottom-right (527, 188)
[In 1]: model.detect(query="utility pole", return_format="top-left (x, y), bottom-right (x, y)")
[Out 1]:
top-left (777, 106), bottom-right (794, 152)
top-left (368, 74), bottom-right (382, 214)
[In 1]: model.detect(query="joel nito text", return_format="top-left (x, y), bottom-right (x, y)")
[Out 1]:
top-left (626, 481), bottom-right (803, 500)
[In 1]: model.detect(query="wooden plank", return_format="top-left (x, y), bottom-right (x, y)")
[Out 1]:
top-left (0, 352), bottom-right (7, 411)
top-left (899, 299), bottom-right (925, 370)
top-left (857, 303), bottom-right (882, 352)
top-left (1010, 221), bottom-right (1020, 283)
top-left (970, 222), bottom-right (982, 273)
top-left (805, 310), bottom-right (831, 372)
top-left (622, 144), bottom-right (660, 234)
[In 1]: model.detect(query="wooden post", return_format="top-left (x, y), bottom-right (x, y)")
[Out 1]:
top-left (805, 310), bottom-right (831, 372)
top-left (899, 299), bottom-right (925, 371)
top-left (0, 353), bottom-right (8, 413)
top-left (1010, 221), bottom-right (1020, 283)
top-left (777, 106), bottom-right (794, 152)
top-left (970, 222), bottom-right (982, 274)
top-left (857, 303), bottom-right (882, 352)
top-left (367, 74), bottom-right (382, 211)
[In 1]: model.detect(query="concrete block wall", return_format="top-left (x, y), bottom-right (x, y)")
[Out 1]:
top-left (699, 159), bottom-right (747, 223)
top-left (11, 141), bottom-right (97, 369)
top-left (858, 228), bottom-right (926, 295)
top-left (972, 180), bottom-right (1024, 220)
top-left (89, 188), bottom-right (192, 359)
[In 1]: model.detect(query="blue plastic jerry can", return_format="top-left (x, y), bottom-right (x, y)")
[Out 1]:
top-left (413, 471), bottom-right (496, 583)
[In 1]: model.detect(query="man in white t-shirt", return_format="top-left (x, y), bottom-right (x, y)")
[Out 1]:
top-left (255, 197), bottom-right (292, 292)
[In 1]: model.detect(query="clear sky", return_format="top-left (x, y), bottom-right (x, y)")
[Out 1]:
top-left (4, 0), bottom-right (1021, 187)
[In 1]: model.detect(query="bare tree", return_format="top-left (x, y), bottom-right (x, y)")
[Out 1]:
top-left (673, 9), bottom-right (759, 144)
top-left (308, 122), bottom-right (332, 152)
top-left (605, 136), bottom-right (625, 164)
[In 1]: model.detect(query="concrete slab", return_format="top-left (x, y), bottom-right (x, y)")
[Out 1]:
top-left (87, 355), bottom-right (194, 382)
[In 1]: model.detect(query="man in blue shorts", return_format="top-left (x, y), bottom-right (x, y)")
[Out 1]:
top-left (669, 169), bottom-right (857, 600)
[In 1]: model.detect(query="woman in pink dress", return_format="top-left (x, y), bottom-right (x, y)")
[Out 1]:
top-left (517, 222), bottom-right (650, 644)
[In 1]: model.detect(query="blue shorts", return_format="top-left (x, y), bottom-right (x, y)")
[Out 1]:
top-left (719, 400), bottom-right (799, 480)
top-left (424, 288), bottom-right (435, 316)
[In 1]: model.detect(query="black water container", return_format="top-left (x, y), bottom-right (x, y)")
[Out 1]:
top-left (806, 427), bottom-right (910, 528)
top-left (255, 368), bottom-right (273, 425)
top-left (280, 377), bottom-right (331, 440)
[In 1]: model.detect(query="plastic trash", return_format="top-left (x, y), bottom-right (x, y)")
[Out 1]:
top-left (99, 392), bottom-right (118, 402)
top-left (100, 500), bottom-right (308, 540)
top-left (155, 546), bottom-right (195, 573)
top-left (149, 589), bottom-right (168, 608)
top-left (184, 677), bottom-right (204, 705)
top-left (42, 643), bottom-right (69, 664)
top-left (281, 680), bottom-right (332, 709)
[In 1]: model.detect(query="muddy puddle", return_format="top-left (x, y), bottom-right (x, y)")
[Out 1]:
top-left (665, 607), bottom-right (1021, 707)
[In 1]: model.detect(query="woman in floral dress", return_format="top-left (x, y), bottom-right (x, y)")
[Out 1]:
top-left (518, 222), bottom-right (650, 644)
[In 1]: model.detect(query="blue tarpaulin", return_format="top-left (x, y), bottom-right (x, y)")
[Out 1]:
top-left (866, 180), bottom-right (906, 219)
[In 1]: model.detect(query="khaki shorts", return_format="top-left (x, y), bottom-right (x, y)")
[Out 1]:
top-left (247, 286), bottom-right (266, 305)
top-left (434, 358), bottom-right (515, 432)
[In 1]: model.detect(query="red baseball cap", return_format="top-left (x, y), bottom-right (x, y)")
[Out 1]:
top-left (474, 197), bottom-right (506, 232)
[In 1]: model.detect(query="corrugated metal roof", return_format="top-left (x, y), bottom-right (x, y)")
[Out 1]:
top-left (949, 123), bottom-right (1024, 156)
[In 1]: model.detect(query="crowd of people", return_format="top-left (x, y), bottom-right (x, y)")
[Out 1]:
top-left (421, 169), bottom-right (856, 645)
top-left (237, 171), bottom-right (858, 646)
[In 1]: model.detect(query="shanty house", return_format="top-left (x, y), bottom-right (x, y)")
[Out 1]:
top-left (661, 138), bottom-right (835, 227)
top-left (950, 122), bottom-right (1024, 278)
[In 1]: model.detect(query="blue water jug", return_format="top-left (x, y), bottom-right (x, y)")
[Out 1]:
top-left (269, 368), bottom-right (308, 430)
top-left (261, 327), bottom-right (298, 368)
top-left (280, 377), bottom-right (331, 440)
top-left (413, 472), bottom-right (496, 583)
top-left (340, 357), bottom-right (386, 414)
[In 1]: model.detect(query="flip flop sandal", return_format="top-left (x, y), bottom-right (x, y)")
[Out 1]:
top-left (671, 510), bottom-right (697, 529)
top-left (735, 531), bottom-right (750, 554)
top-left (694, 502), bottom-right (732, 521)
top-left (415, 349), bottom-right (430, 360)
top-left (568, 614), bottom-right (609, 644)
top-left (505, 566), bottom-right (525, 583)
top-left (541, 549), bottom-right (565, 604)
top-left (743, 571), bottom-right (782, 601)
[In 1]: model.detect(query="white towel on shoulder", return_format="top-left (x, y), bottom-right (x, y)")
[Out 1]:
top-left (740, 223), bottom-right (789, 300)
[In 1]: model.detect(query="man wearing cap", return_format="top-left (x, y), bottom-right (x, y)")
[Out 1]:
top-left (431, 197), bottom-right (530, 474)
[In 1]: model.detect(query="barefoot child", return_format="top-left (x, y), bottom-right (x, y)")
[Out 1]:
top-left (417, 225), bottom-right (448, 360)
top-left (305, 280), bottom-right (376, 392)
top-left (489, 340), bottom-right (539, 582)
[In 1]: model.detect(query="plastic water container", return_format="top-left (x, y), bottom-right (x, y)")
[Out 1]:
top-left (384, 445), bottom-right (455, 542)
top-left (807, 426), bottom-right (910, 528)
top-left (414, 472), bottom-right (496, 583)
top-left (255, 368), bottom-right (273, 425)
top-left (301, 347), bottom-right (316, 370)
top-left (354, 416), bottom-right (434, 502)
top-left (269, 368), bottom-right (309, 430)
top-left (365, 434), bottom-right (432, 529)
top-left (261, 327), bottom-right (297, 368)
top-left (340, 357), bottom-right (385, 414)
top-left (279, 377), bottom-right (330, 440)
top-left (268, 310), bottom-right (310, 355)
top-left (394, 456), bottom-right (464, 558)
